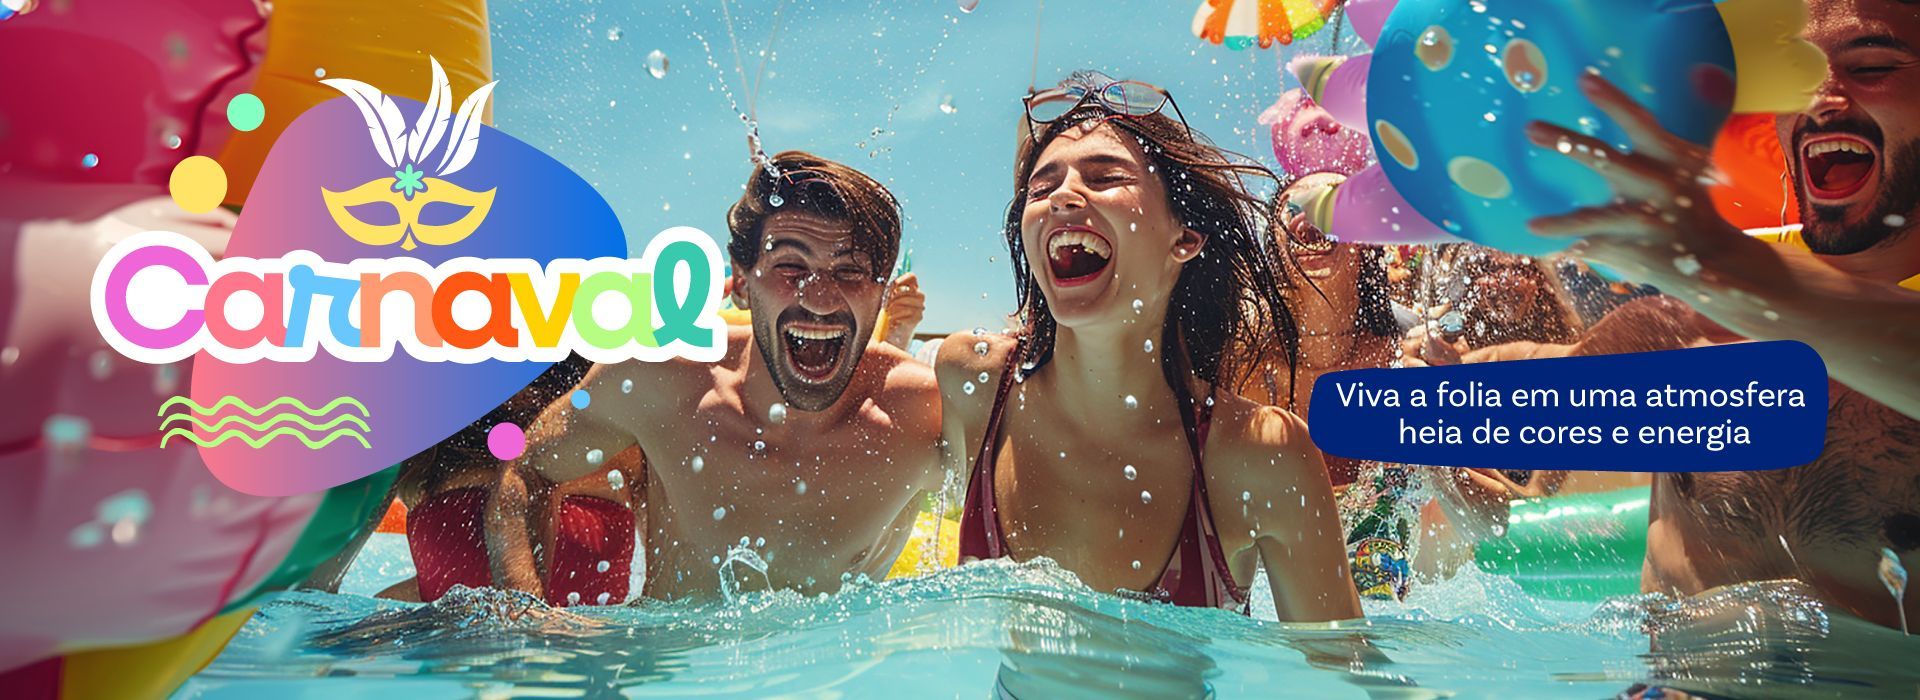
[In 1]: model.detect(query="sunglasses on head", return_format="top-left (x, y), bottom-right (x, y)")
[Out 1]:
top-left (1022, 71), bottom-right (1192, 144)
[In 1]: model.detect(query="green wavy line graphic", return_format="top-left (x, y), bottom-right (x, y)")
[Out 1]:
top-left (160, 412), bottom-right (372, 434)
top-left (160, 426), bottom-right (371, 450)
top-left (157, 395), bottom-right (369, 418)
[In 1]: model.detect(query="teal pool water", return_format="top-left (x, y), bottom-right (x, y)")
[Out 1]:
top-left (175, 534), bottom-right (1920, 699)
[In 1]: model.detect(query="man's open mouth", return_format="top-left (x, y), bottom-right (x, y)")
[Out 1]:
top-left (782, 323), bottom-right (848, 382)
top-left (1802, 134), bottom-right (1879, 202)
top-left (1046, 227), bottom-right (1113, 287)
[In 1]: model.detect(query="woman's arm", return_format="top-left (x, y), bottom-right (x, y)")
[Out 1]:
top-left (1241, 407), bottom-right (1364, 622)
top-left (485, 463), bottom-right (547, 598)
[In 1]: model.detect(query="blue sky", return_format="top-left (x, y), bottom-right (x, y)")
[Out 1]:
top-left (491, 0), bottom-right (1359, 333)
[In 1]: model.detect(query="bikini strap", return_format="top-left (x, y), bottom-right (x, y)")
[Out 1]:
top-left (963, 338), bottom-right (1026, 559)
top-left (1176, 384), bottom-right (1252, 611)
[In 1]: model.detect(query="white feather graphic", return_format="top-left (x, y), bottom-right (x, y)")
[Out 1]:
top-left (320, 78), bottom-right (407, 169)
top-left (407, 58), bottom-right (453, 165)
top-left (435, 80), bottom-right (497, 177)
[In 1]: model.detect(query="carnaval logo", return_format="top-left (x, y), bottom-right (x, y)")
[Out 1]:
top-left (89, 56), bottom-right (726, 368)
top-left (90, 228), bottom-right (724, 366)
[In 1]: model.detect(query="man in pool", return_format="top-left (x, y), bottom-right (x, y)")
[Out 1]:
top-left (503, 151), bottom-right (945, 600)
top-left (1520, 0), bottom-right (1920, 632)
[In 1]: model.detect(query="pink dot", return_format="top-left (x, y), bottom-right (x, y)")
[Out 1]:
top-left (487, 422), bottom-right (526, 460)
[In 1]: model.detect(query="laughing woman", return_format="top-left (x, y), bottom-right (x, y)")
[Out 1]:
top-left (938, 72), bottom-right (1361, 621)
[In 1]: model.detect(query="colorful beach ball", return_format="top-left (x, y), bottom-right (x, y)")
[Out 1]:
top-left (1365, 0), bottom-right (1737, 255)
top-left (1192, 0), bottom-right (1343, 50)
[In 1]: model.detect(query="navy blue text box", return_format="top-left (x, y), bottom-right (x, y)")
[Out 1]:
top-left (1307, 342), bottom-right (1828, 471)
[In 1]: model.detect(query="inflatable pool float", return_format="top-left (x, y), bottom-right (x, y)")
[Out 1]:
top-left (0, 1), bottom-right (488, 696)
top-left (1474, 486), bottom-right (1650, 602)
top-left (887, 512), bottom-right (961, 579)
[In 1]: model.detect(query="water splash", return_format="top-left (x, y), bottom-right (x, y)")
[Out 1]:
top-left (1880, 547), bottom-right (1909, 635)
top-left (718, 541), bottom-right (772, 605)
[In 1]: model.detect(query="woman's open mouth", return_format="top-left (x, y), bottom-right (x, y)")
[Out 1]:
top-left (782, 322), bottom-right (848, 383)
top-left (1802, 134), bottom-right (1879, 203)
top-left (1046, 227), bottom-right (1113, 287)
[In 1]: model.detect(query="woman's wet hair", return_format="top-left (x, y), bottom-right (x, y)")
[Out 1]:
top-left (1005, 100), bottom-right (1300, 400)
top-left (1261, 190), bottom-right (1398, 341)
top-left (726, 150), bottom-right (902, 281)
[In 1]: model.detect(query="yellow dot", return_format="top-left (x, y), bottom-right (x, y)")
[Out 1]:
top-left (1416, 26), bottom-right (1454, 71)
top-left (168, 156), bottom-right (228, 213)
top-left (1448, 156), bottom-right (1512, 199)
top-left (1503, 39), bottom-right (1548, 93)
top-left (1376, 119), bottom-right (1419, 170)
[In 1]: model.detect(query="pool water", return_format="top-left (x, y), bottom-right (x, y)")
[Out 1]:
top-left (175, 534), bottom-right (1920, 699)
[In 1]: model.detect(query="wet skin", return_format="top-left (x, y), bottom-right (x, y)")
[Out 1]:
top-left (1638, 0), bottom-right (1920, 632)
top-left (519, 212), bottom-right (944, 600)
top-left (937, 123), bottom-right (1360, 622)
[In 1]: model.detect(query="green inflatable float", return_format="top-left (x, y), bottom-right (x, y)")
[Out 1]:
top-left (1474, 486), bottom-right (1651, 602)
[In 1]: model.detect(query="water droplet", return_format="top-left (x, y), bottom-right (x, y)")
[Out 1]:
top-left (796, 480), bottom-right (808, 495)
top-left (596, 592), bottom-right (612, 605)
top-left (1123, 395), bottom-right (1138, 410)
top-left (1131, 560), bottom-right (1142, 570)
top-left (1123, 465), bottom-right (1137, 480)
top-left (958, 0), bottom-right (979, 12)
top-left (691, 456), bottom-right (705, 473)
top-left (1675, 195), bottom-right (1694, 209)
top-left (1140, 490), bottom-right (1153, 504)
top-left (769, 193), bottom-right (785, 207)
top-left (646, 49), bottom-right (669, 79)
top-left (567, 591), bottom-right (582, 605)
top-left (713, 506), bottom-right (728, 520)
top-left (1131, 299), bottom-right (1144, 314)
top-left (81, 153), bottom-right (99, 169)
top-left (621, 378), bottom-right (634, 393)
top-left (978, 372), bottom-right (990, 384)
top-left (607, 27), bottom-right (623, 41)
top-left (973, 341), bottom-right (989, 356)
top-left (152, 363), bottom-right (179, 395)
top-left (88, 350), bottom-right (112, 380)
top-left (313, 67), bottom-right (326, 78)
top-left (597, 560), bottom-right (612, 573)
top-left (962, 381), bottom-right (976, 395)
top-left (1672, 254), bottom-right (1702, 277)
top-left (586, 448), bottom-right (606, 466)
top-left (972, 326), bottom-right (988, 336)
top-left (69, 522), bottom-right (103, 549)
top-left (1556, 138), bottom-right (1574, 154)
top-left (939, 95), bottom-right (958, 114)
top-left (607, 469), bottom-right (626, 490)
top-left (43, 414), bottom-right (90, 450)
top-left (1886, 214), bottom-right (1908, 228)
top-left (768, 402), bottom-right (788, 424)
top-left (1763, 309), bottom-right (1781, 321)
top-left (1143, 339), bottom-right (1154, 353)
top-left (163, 133), bottom-right (182, 150)
top-left (753, 440), bottom-right (766, 451)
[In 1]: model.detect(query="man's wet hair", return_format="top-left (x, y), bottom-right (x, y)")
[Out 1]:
top-left (727, 151), bottom-right (902, 281)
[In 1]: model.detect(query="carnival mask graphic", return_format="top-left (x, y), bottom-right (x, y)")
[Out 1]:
top-left (321, 57), bottom-right (498, 251)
